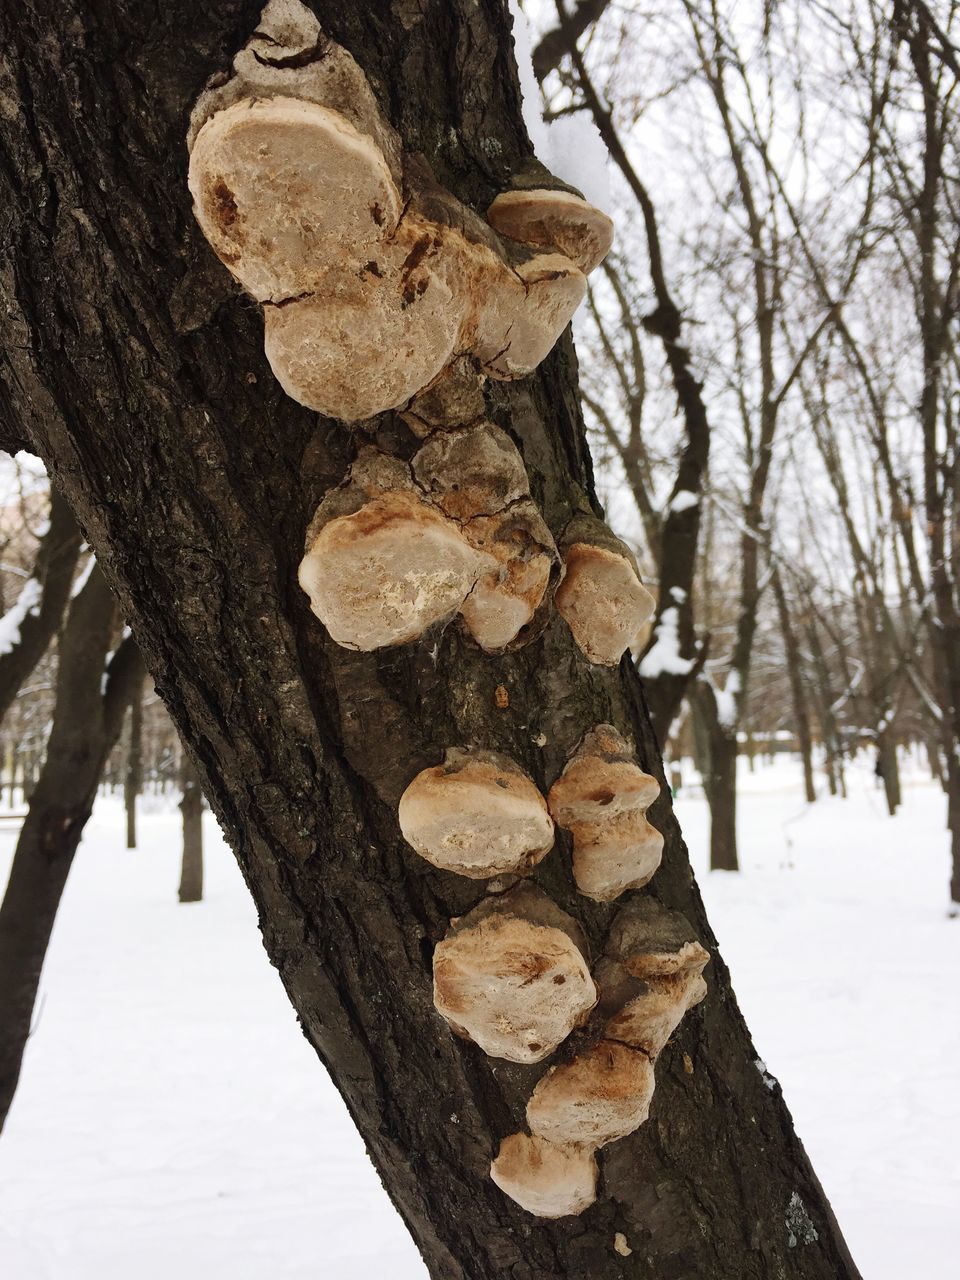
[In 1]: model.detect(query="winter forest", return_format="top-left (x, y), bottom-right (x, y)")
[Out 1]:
top-left (0, 0), bottom-right (957, 1277)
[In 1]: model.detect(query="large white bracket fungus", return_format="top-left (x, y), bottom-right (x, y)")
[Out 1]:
top-left (432, 884), bottom-right (597, 1064)
top-left (554, 514), bottom-right (655, 665)
top-left (398, 748), bottom-right (553, 879)
top-left (548, 725), bottom-right (664, 902)
top-left (599, 898), bottom-right (710, 1059)
top-left (187, 1), bottom-right (613, 421)
top-left (490, 1133), bottom-right (598, 1219)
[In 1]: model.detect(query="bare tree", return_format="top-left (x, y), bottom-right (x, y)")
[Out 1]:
top-left (0, 2), bottom-right (863, 1275)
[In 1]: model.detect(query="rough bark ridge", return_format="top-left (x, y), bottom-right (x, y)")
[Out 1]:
top-left (0, 3), bottom-right (861, 1277)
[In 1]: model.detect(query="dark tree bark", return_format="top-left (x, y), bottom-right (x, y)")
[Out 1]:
top-left (125, 670), bottom-right (145, 848)
top-left (178, 747), bottom-right (203, 904)
top-left (0, 487), bottom-right (81, 726)
top-left (0, 564), bottom-right (144, 1130)
top-left (0, 3), bottom-right (861, 1276)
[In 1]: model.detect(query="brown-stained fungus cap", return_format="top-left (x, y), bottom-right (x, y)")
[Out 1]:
top-left (189, 97), bottom-right (401, 304)
top-left (554, 517), bottom-right (655, 665)
top-left (298, 490), bottom-right (494, 651)
top-left (526, 1040), bottom-right (655, 1148)
top-left (490, 1133), bottom-right (598, 1219)
top-left (549, 726), bottom-right (663, 901)
top-left (398, 748), bottom-right (554, 879)
top-left (433, 885), bottom-right (597, 1063)
top-left (487, 187), bottom-right (615, 275)
top-left (548, 725), bottom-right (660, 826)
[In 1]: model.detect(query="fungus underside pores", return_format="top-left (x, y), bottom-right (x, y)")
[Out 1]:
top-left (186, 0), bottom-right (708, 1221)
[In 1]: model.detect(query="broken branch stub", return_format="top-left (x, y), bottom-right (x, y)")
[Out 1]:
top-left (490, 1133), bottom-right (598, 1219)
top-left (548, 726), bottom-right (664, 902)
top-left (398, 748), bottom-right (554, 879)
top-left (554, 515), bottom-right (655, 665)
top-left (432, 884), bottom-right (597, 1064)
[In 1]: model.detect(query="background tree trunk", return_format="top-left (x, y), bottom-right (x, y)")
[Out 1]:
top-left (0, 565), bottom-right (143, 1130)
top-left (0, 2), bottom-right (861, 1276)
top-left (772, 569), bottom-right (816, 804)
top-left (125, 672), bottom-right (144, 849)
top-left (178, 748), bottom-right (203, 904)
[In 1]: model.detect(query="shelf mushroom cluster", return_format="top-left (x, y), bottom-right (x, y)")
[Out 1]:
top-left (491, 897), bottom-right (709, 1217)
top-left (185, 0), bottom-right (655, 664)
top-left (399, 732), bottom-right (707, 1216)
top-left (187, 0), bottom-right (708, 1224)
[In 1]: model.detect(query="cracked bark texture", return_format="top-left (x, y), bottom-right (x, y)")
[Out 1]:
top-left (0, 3), bottom-right (862, 1277)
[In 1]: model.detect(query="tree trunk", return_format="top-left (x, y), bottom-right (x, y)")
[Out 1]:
top-left (876, 729), bottom-right (901, 817)
top-left (125, 673), bottom-right (145, 848)
top-left (772, 570), bottom-right (815, 804)
top-left (178, 749), bottom-right (203, 904)
top-left (691, 682), bottom-right (739, 872)
top-left (0, 565), bottom-right (143, 1130)
top-left (0, 488), bottom-right (81, 727)
top-left (0, 2), bottom-right (860, 1275)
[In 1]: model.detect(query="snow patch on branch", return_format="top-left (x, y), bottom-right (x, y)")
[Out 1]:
top-left (638, 607), bottom-right (694, 678)
top-left (0, 577), bottom-right (43, 655)
top-left (71, 555), bottom-right (95, 600)
top-left (714, 670), bottom-right (741, 728)
top-left (668, 489), bottom-right (699, 515)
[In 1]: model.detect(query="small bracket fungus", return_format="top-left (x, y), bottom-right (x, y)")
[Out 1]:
top-left (487, 187), bottom-right (615, 275)
top-left (490, 1133), bottom-right (598, 1219)
top-left (554, 514), bottom-right (655, 665)
top-left (526, 1039), bottom-right (655, 1148)
top-left (298, 453), bottom-right (495, 651)
top-left (548, 726), bottom-right (664, 902)
top-left (398, 748), bottom-right (554, 879)
top-left (599, 898), bottom-right (710, 1059)
top-left (432, 884), bottom-right (597, 1063)
top-left (473, 249), bottom-right (587, 381)
top-left (459, 502), bottom-right (559, 652)
top-left (188, 2), bottom-right (613, 421)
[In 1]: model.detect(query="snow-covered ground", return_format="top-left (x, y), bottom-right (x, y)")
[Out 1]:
top-left (0, 756), bottom-right (956, 1279)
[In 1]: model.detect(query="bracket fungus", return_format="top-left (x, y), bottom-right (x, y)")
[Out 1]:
top-left (490, 1133), bottom-right (598, 1219)
top-left (459, 502), bottom-right (559, 652)
top-left (398, 748), bottom-right (554, 879)
top-left (554, 515), bottom-right (655, 665)
top-left (432, 884), bottom-right (597, 1064)
top-left (298, 451), bottom-right (495, 651)
top-left (549, 726), bottom-right (664, 902)
top-left (526, 1039), bottom-right (656, 1149)
top-left (188, 1), bottom-right (614, 421)
top-left (599, 899), bottom-right (710, 1059)
top-left (487, 187), bottom-right (615, 275)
